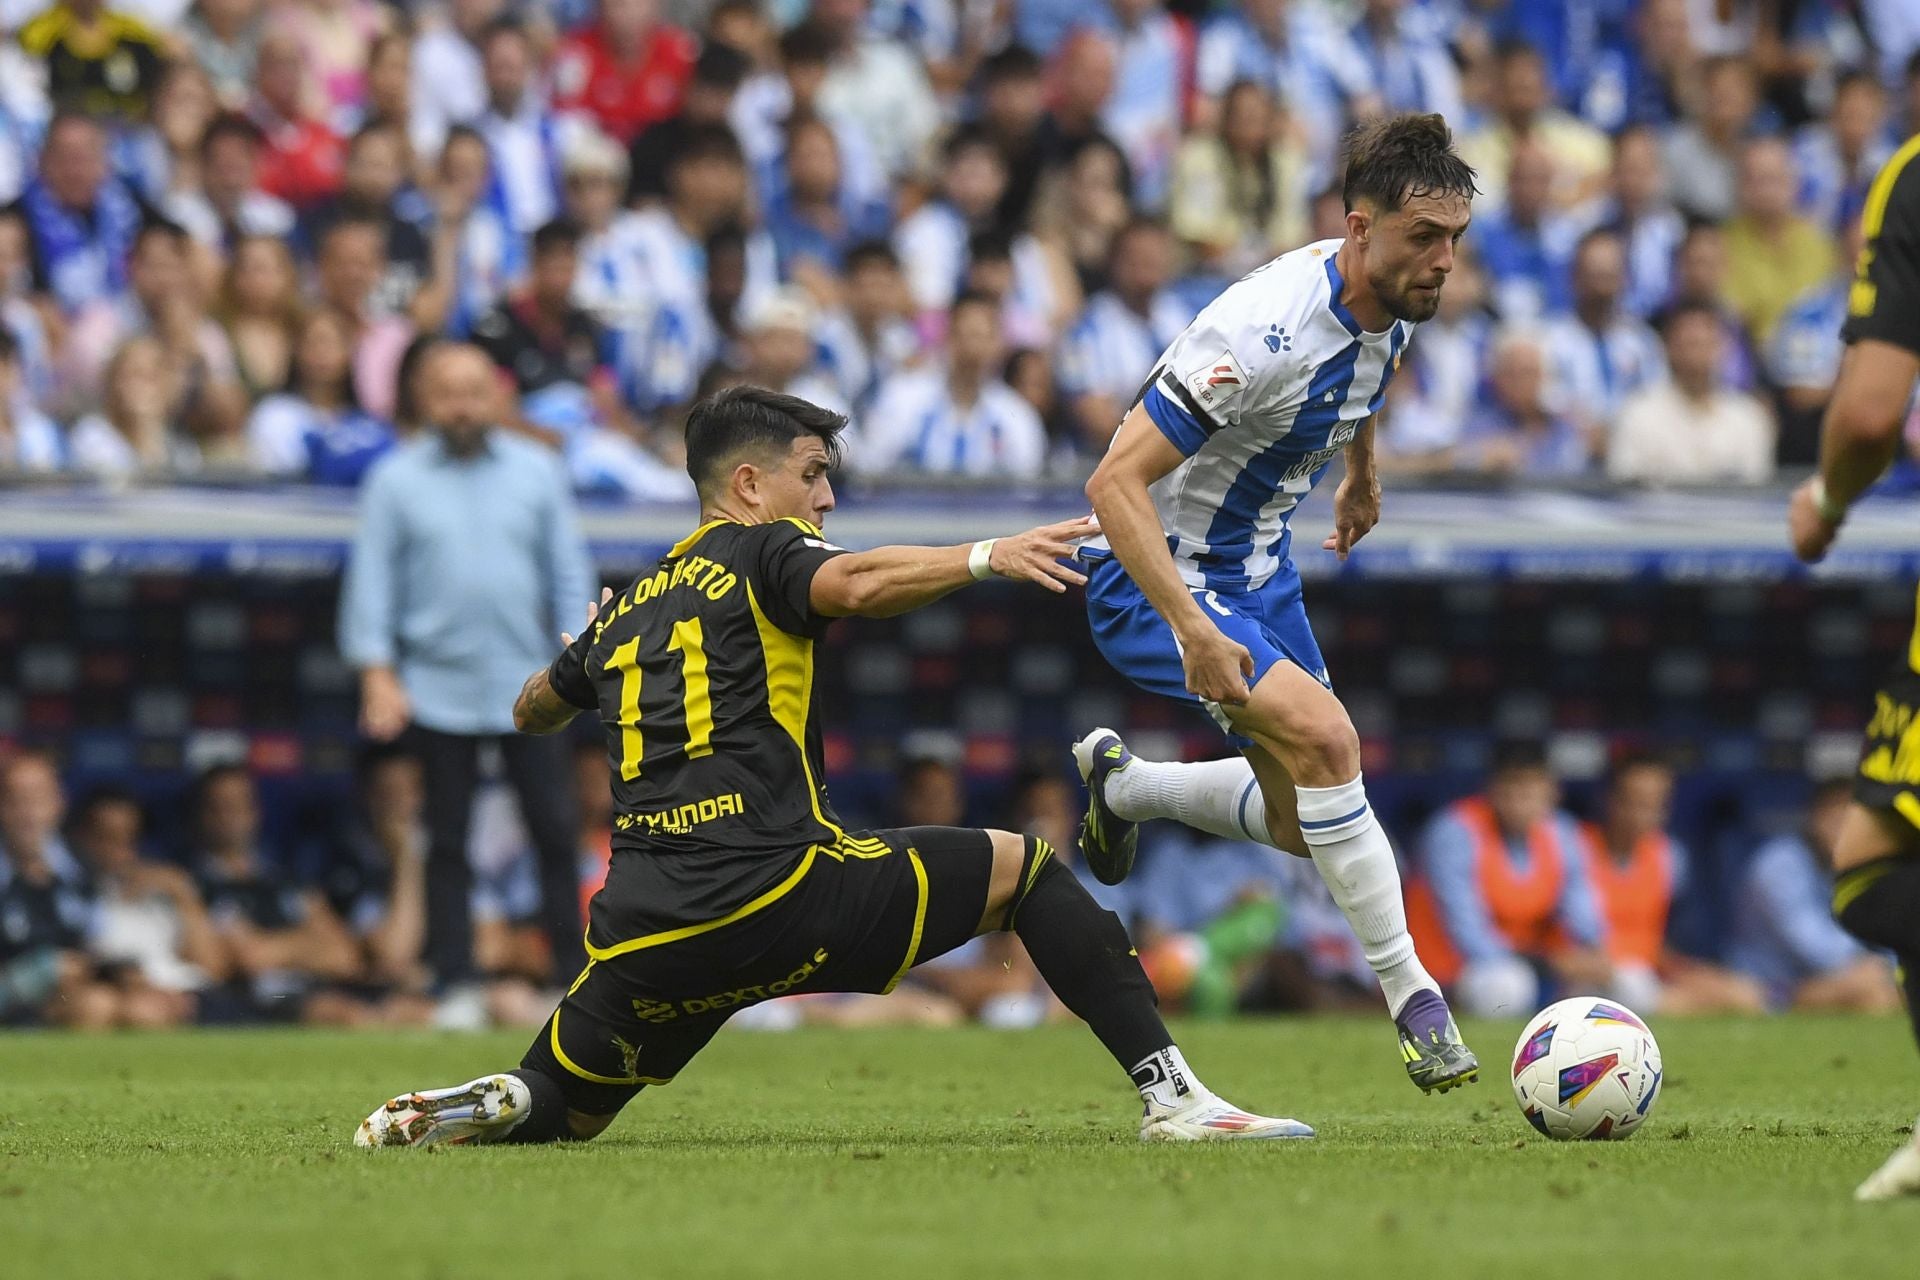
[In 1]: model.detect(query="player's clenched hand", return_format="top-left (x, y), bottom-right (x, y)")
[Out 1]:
top-left (561, 587), bottom-right (615, 647)
top-left (1787, 478), bottom-right (1843, 564)
top-left (1322, 471), bottom-right (1381, 561)
top-left (1179, 622), bottom-right (1255, 706)
top-left (988, 516), bottom-right (1097, 593)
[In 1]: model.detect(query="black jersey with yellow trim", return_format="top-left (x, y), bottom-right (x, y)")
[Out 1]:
top-left (18, 7), bottom-right (164, 119)
top-left (548, 517), bottom-right (852, 932)
top-left (1843, 131), bottom-right (1920, 356)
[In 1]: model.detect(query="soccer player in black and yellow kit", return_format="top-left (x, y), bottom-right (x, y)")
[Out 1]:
top-left (1788, 132), bottom-right (1920, 1200)
top-left (357, 383), bottom-right (1312, 1147)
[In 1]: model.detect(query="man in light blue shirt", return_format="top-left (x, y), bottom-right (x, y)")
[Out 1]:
top-left (1728, 779), bottom-right (1901, 1012)
top-left (339, 342), bottom-right (594, 993)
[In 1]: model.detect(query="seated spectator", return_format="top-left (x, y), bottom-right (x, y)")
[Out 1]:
top-left (9, 112), bottom-right (152, 315)
top-left (312, 210), bottom-right (413, 421)
top-left (246, 28), bottom-right (346, 210)
top-left (215, 233), bottom-right (299, 400)
top-left (1457, 39), bottom-right (1610, 212)
top-left (1724, 136), bottom-right (1836, 346)
top-left (970, 43), bottom-right (1048, 231)
top-left (893, 126), bottom-right (1012, 318)
top-left (1036, 28), bottom-right (1122, 179)
top-left (0, 752), bottom-right (119, 1029)
top-left (348, 31), bottom-right (420, 166)
top-left (164, 112), bottom-right (296, 256)
top-left (1006, 347), bottom-right (1072, 448)
top-left (1192, 0), bottom-right (1379, 180)
top-left (1608, 301), bottom-right (1775, 484)
top-left (1379, 245), bottom-right (1492, 470)
top-left (812, 0), bottom-right (940, 184)
top-left (182, 0), bottom-right (264, 109)
top-left (1102, 0), bottom-right (1190, 211)
top-left (1126, 825), bottom-right (1287, 1019)
top-left (60, 219), bottom-right (243, 436)
top-left (188, 764), bottom-right (365, 1023)
top-left (1587, 124), bottom-right (1686, 320)
top-left (318, 746), bottom-right (428, 996)
top-left (68, 335), bottom-right (194, 477)
top-left (551, 0), bottom-right (696, 145)
top-left (735, 286), bottom-right (846, 416)
top-left (1057, 218), bottom-right (1187, 451)
top-left (1540, 229), bottom-right (1665, 446)
top-left (813, 238), bottom-right (921, 419)
top-left (68, 787), bottom-right (223, 1026)
top-left (1407, 743), bottom-right (1613, 1018)
top-left (1661, 55), bottom-right (1760, 222)
top-left (1767, 220), bottom-right (1862, 466)
top-left (1032, 135), bottom-right (1133, 299)
top-left (1795, 69), bottom-right (1892, 234)
top-left (763, 112), bottom-right (892, 288)
top-left (408, 0), bottom-right (496, 166)
top-left (1168, 79), bottom-right (1311, 280)
top-left (276, 0), bottom-right (389, 134)
top-left (862, 290), bottom-right (1048, 478)
top-left (1454, 329), bottom-right (1590, 478)
top-left (19, 0), bottom-right (165, 123)
top-left (1670, 219), bottom-right (1761, 390)
top-left (475, 17), bottom-right (582, 238)
top-left (436, 125), bottom-right (520, 339)
top-left (0, 327), bottom-right (60, 473)
top-left (122, 60), bottom-right (220, 209)
top-left (959, 230), bottom-right (1055, 352)
top-left (1350, 0), bottom-right (1465, 123)
top-left (1579, 753), bottom-right (1765, 1015)
top-left (246, 307), bottom-right (396, 485)
top-left (305, 121), bottom-right (440, 326)
top-left (1472, 139), bottom-right (1577, 324)
top-left (626, 40), bottom-right (749, 206)
top-left (1728, 779), bottom-right (1903, 1012)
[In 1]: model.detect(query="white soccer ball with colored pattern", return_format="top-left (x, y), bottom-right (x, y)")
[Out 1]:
top-left (1510, 996), bottom-right (1663, 1140)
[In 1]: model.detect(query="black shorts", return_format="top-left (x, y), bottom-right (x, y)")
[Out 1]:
top-left (1855, 590), bottom-right (1920, 829)
top-left (519, 826), bottom-right (995, 1116)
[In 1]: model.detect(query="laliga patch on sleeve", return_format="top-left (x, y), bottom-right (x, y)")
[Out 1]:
top-left (803, 537), bottom-right (845, 552)
top-left (1185, 349), bottom-right (1250, 412)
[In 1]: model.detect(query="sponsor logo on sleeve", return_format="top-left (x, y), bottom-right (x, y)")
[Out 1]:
top-left (1185, 349), bottom-right (1250, 411)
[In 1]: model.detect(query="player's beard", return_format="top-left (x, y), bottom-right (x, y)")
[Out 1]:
top-left (1376, 268), bottom-right (1443, 323)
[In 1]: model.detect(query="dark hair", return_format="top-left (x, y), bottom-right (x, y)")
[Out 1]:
top-left (1655, 298), bottom-right (1721, 340)
top-left (1490, 739), bottom-right (1550, 776)
top-left (950, 287), bottom-right (999, 319)
top-left (0, 325), bottom-right (17, 364)
top-left (1573, 224), bottom-right (1623, 262)
top-left (531, 217), bottom-right (583, 257)
top-left (778, 20), bottom-right (837, 67)
top-left (133, 217), bottom-right (189, 254)
top-left (349, 118), bottom-right (404, 155)
top-left (980, 44), bottom-right (1044, 85)
top-left (70, 785), bottom-right (143, 830)
top-left (190, 762), bottom-right (252, 821)
top-left (694, 40), bottom-right (752, 89)
top-left (288, 306), bottom-right (363, 408)
top-left (942, 123), bottom-right (1001, 166)
top-left (480, 15), bottom-right (528, 49)
top-left (966, 227), bottom-right (1014, 264)
top-left (1606, 748), bottom-right (1672, 788)
top-left (319, 201), bottom-right (387, 247)
top-left (670, 123), bottom-right (745, 172)
top-left (1341, 112), bottom-right (1478, 213)
top-left (200, 110), bottom-right (264, 158)
top-left (782, 109), bottom-right (836, 152)
top-left (844, 239), bottom-right (898, 273)
top-left (683, 385), bottom-right (846, 497)
top-left (1492, 37), bottom-right (1544, 70)
top-left (1110, 215), bottom-right (1169, 256)
top-left (394, 333), bottom-right (445, 426)
top-left (1834, 67), bottom-right (1886, 99)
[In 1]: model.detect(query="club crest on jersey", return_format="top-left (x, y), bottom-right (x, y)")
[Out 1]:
top-left (1187, 349), bottom-right (1249, 410)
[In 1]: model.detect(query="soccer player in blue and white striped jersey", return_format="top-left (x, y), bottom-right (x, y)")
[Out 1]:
top-left (1073, 114), bottom-right (1482, 1098)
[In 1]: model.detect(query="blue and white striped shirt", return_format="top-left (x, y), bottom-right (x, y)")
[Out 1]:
top-left (1100, 239), bottom-right (1413, 594)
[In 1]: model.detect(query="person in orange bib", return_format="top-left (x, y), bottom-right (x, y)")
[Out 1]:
top-left (1580, 752), bottom-right (1764, 1015)
top-left (1407, 743), bottom-right (1612, 1017)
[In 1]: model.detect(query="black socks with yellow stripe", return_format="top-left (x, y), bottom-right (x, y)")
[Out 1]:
top-left (502, 1067), bottom-right (578, 1143)
top-left (1833, 855), bottom-right (1920, 1044)
top-left (1002, 835), bottom-right (1171, 1071)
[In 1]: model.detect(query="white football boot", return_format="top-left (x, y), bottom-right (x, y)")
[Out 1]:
top-left (1854, 1121), bottom-right (1920, 1201)
top-left (1140, 1092), bottom-right (1315, 1142)
top-left (354, 1074), bottom-right (531, 1149)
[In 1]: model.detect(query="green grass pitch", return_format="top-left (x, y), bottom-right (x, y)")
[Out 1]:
top-left (3, 1015), bottom-right (1918, 1279)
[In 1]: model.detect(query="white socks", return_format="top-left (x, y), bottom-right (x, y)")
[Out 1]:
top-left (1131, 1044), bottom-right (1206, 1111)
top-left (1104, 755), bottom-right (1270, 844)
top-left (1294, 775), bottom-right (1436, 1016)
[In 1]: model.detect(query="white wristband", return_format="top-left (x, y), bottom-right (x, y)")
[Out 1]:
top-left (968, 538), bottom-right (997, 581)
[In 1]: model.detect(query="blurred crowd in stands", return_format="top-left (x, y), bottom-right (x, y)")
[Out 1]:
top-left (0, 0), bottom-right (1915, 491)
top-left (1, 740), bottom-right (1898, 1029)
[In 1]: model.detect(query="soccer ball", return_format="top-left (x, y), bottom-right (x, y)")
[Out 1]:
top-left (1510, 996), bottom-right (1663, 1141)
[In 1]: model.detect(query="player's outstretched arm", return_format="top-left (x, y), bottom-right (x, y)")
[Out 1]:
top-left (513, 587), bottom-right (614, 735)
top-left (809, 517), bottom-right (1094, 619)
top-left (1087, 403), bottom-right (1254, 706)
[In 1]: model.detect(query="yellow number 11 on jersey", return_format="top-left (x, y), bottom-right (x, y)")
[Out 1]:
top-left (605, 619), bottom-right (714, 781)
